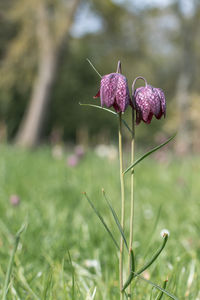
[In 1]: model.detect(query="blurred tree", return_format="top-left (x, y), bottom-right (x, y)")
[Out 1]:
top-left (13, 0), bottom-right (81, 147)
top-left (1, 0), bottom-right (200, 150)
top-left (172, 0), bottom-right (200, 154)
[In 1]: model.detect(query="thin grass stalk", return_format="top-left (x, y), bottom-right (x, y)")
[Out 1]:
top-left (2, 224), bottom-right (26, 300)
top-left (128, 108), bottom-right (135, 298)
top-left (118, 112), bottom-right (125, 300)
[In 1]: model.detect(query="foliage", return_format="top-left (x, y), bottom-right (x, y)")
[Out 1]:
top-left (0, 0), bottom-right (200, 146)
top-left (0, 146), bottom-right (199, 299)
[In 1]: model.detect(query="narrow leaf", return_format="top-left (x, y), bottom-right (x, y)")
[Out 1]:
top-left (2, 223), bottom-right (27, 300)
top-left (135, 274), bottom-right (178, 300)
top-left (18, 263), bottom-right (40, 300)
top-left (122, 119), bottom-right (134, 135)
top-left (67, 250), bottom-right (75, 300)
top-left (150, 287), bottom-right (155, 300)
top-left (134, 234), bottom-right (168, 277)
top-left (124, 134), bottom-right (176, 175)
top-left (79, 103), bottom-right (116, 115)
top-left (42, 271), bottom-right (53, 300)
top-left (144, 205), bottom-right (162, 259)
top-left (102, 189), bottom-right (128, 251)
top-left (83, 192), bottom-right (119, 251)
top-left (122, 234), bottom-right (168, 292)
top-left (80, 102), bottom-right (133, 135)
top-left (130, 248), bottom-right (135, 274)
top-left (122, 249), bottom-right (135, 291)
top-left (86, 58), bottom-right (102, 78)
top-left (156, 279), bottom-right (168, 300)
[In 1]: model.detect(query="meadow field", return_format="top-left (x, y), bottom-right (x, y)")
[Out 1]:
top-left (0, 145), bottom-right (199, 299)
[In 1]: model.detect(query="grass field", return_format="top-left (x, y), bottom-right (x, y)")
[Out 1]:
top-left (0, 145), bottom-right (199, 299)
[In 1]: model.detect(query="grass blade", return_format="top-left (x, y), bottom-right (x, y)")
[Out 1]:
top-left (124, 134), bottom-right (176, 175)
top-left (42, 270), bottom-right (53, 300)
top-left (86, 58), bottom-right (102, 78)
top-left (102, 189), bottom-right (128, 252)
top-left (143, 205), bottom-right (162, 259)
top-left (83, 192), bottom-right (119, 251)
top-left (134, 234), bottom-right (168, 278)
top-left (18, 268), bottom-right (40, 300)
top-left (67, 250), bottom-right (75, 300)
top-left (156, 279), bottom-right (168, 300)
top-left (2, 223), bottom-right (26, 300)
top-left (135, 274), bottom-right (178, 300)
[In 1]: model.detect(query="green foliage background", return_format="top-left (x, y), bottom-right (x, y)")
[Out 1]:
top-left (0, 0), bottom-right (200, 146)
top-left (0, 145), bottom-right (199, 299)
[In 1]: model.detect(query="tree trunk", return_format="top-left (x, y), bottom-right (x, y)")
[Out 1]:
top-left (15, 51), bottom-right (57, 147)
top-left (15, 0), bottom-right (80, 148)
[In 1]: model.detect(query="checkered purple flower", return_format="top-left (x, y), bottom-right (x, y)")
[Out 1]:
top-left (132, 77), bottom-right (166, 124)
top-left (94, 73), bottom-right (130, 113)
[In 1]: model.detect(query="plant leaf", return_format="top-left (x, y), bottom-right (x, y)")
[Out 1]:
top-left (121, 119), bottom-right (134, 135)
top-left (86, 58), bottom-right (102, 78)
top-left (122, 249), bottom-right (135, 292)
top-left (2, 223), bottom-right (27, 300)
top-left (135, 274), bottom-right (178, 300)
top-left (79, 103), bottom-right (133, 134)
top-left (102, 189), bottom-right (128, 252)
top-left (42, 270), bottom-right (53, 300)
top-left (83, 192), bottom-right (119, 251)
top-left (143, 205), bottom-right (162, 259)
top-left (156, 279), bottom-right (168, 300)
top-left (79, 103), bottom-right (116, 115)
top-left (124, 134), bottom-right (176, 175)
top-left (67, 250), bottom-right (75, 300)
top-left (134, 234), bottom-right (168, 278)
top-left (122, 235), bottom-right (168, 292)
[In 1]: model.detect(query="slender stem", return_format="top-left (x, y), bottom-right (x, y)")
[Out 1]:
top-left (2, 224), bottom-right (26, 300)
top-left (118, 112), bottom-right (125, 300)
top-left (128, 108), bottom-right (135, 298)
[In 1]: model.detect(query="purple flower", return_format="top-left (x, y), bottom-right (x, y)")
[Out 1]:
top-left (67, 154), bottom-right (79, 167)
top-left (132, 77), bottom-right (166, 125)
top-left (94, 72), bottom-right (130, 113)
top-left (10, 194), bottom-right (20, 206)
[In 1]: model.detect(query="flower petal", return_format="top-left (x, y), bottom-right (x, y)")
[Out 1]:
top-left (133, 84), bottom-right (166, 124)
top-left (157, 88), bottom-right (166, 117)
top-left (93, 90), bottom-right (100, 98)
top-left (149, 86), bottom-right (162, 118)
top-left (134, 88), bottom-right (151, 123)
top-left (100, 73), bottom-right (118, 108)
top-left (115, 75), bottom-right (130, 112)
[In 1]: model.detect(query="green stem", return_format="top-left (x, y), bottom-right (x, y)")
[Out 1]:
top-left (2, 224), bottom-right (26, 300)
top-left (119, 113), bottom-right (125, 300)
top-left (128, 108), bottom-right (135, 298)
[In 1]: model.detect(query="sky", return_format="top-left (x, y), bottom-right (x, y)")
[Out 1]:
top-left (71, 0), bottom-right (195, 38)
top-left (112, 0), bottom-right (172, 6)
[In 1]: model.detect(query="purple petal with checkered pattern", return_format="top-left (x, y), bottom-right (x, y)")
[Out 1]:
top-left (133, 85), bottom-right (166, 124)
top-left (94, 73), bottom-right (130, 113)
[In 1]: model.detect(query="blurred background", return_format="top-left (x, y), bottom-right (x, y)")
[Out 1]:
top-left (0, 1), bottom-right (200, 298)
top-left (0, 0), bottom-right (200, 153)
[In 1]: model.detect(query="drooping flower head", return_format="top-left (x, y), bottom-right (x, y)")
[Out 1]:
top-left (94, 61), bottom-right (130, 113)
top-left (132, 77), bottom-right (166, 125)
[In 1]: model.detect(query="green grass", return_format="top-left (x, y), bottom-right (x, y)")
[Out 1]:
top-left (0, 145), bottom-right (199, 299)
